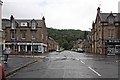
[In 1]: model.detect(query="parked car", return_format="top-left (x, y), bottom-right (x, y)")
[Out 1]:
top-left (0, 63), bottom-right (7, 80)
top-left (56, 50), bottom-right (61, 52)
top-left (77, 48), bottom-right (85, 53)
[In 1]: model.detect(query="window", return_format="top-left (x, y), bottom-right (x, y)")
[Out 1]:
top-left (33, 45), bottom-right (38, 52)
top-left (11, 23), bottom-right (14, 29)
top-left (42, 33), bottom-right (43, 40)
top-left (32, 31), bottom-right (36, 39)
top-left (32, 22), bottom-right (36, 29)
top-left (21, 22), bottom-right (27, 26)
top-left (46, 36), bottom-right (48, 40)
top-left (115, 23), bottom-right (119, 26)
top-left (20, 45), bottom-right (26, 51)
top-left (11, 31), bottom-right (15, 39)
top-left (11, 21), bottom-right (17, 29)
top-left (108, 29), bottom-right (114, 38)
top-left (108, 17), bottom-right (114, 24)
top-left (102, 23), bottom-right (108, 26)
top-left (21, 31), bottom-right (26, 39)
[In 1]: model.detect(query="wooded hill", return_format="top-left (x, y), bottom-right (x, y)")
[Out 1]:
top-left (47, 28), bottom-right (90, 50)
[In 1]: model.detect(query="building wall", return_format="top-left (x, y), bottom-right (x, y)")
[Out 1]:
top-left (48, 37), bottom-right (58, 52)
top-left (92, 8), bottom-right (120, 55)
top-left (2, 16), bottom-right (48, 54)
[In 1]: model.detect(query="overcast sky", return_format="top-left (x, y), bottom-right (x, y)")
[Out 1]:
top-left (2, 0), bottom-right (120, 30)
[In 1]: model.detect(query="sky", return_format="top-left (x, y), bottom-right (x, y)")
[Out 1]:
top-left (1, 0), bottom-right (120, 31)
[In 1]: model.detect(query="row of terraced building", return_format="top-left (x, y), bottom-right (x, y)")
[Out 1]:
top-left (2, 15), bottom-right (59, 54)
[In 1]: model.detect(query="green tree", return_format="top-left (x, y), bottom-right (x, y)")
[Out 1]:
top-left (47, 28), bottom-right (90, 50)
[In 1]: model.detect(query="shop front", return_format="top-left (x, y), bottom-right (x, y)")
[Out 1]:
top-left (5, 42), bottom-right (47, 54)
top-left (105, 39), bottom-right (120, 55)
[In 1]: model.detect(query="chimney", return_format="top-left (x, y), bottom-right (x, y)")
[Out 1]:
top-left (97, 7), bottom-right (100, 13)
top-left (42, 16), bottom-right (45, 21)
top-left (10, 15), bottom-right (14, 22)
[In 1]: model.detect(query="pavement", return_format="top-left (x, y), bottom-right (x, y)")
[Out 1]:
top-left (0, 53), bottom-right (48, 77)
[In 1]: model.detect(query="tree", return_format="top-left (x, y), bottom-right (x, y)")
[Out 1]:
top-left (47, 28), bottom-right (90, 50)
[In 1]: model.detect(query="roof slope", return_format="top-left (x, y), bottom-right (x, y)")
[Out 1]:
top-left (100, 13), bottom-right (120, 22)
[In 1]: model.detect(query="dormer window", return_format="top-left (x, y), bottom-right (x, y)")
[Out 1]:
top-left (31, 20), bottom-right (37, 29)
top-left (107, 13), bottom-right (115, 25)
top-left (108, 17), bottom-right (114, 24)
top-left (21, 22), bottom-right (27, 26)
top-left (32, 22), bottom-right (36, 29)
top-left (11, 21), bottom-right (16, 29)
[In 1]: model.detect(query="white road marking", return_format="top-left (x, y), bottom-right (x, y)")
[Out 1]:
top-left (81, 61), bottom-right (85, 64)
top-left (88, 66), bottom-right (101, 77)
top-left (75, 58), bottom-right (80, 61)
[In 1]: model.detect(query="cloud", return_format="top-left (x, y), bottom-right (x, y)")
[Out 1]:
top-left (2, 0), bottom-right (120, 30)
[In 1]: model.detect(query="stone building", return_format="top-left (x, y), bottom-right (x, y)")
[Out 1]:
top-left (92, 7), bottom-right (120, 55)
top-left (2, 15), bottom-right (48, 54)
top-left (48, 37), bottom-right (59, 52)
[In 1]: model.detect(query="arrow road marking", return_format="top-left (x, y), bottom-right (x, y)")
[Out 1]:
top-left (88, 66), bottom-right (101, 77)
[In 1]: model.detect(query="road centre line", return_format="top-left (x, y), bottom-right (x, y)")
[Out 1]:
top-left (88, 66), bottom-right (102, 77)
top-left (80, 60), bottom-right (85, 64)
top-left (80, 60), bottom-right (101, 77)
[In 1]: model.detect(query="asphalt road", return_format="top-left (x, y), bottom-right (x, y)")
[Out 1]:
top-left (10, 50), bottom-right (118, 78)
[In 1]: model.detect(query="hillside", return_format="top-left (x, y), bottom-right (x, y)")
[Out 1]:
top-left (47, 28), bottom-right (90, 50)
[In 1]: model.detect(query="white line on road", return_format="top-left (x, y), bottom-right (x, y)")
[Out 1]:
top-left (88, 66), bottom-right (101, 77)
top-left (75, 58), bottom-right (80, 61)
top-left (80, 61), bottom-right (85, 64)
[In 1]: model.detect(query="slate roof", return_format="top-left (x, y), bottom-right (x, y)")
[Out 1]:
top-left (15, 19), bottom-right (45, 28)
top-left (2, 18), bottom-right (45, 28)
top-left (99, 13), bottom-right (120, 22)
top-left (2, 19), bottom-right (10, 29)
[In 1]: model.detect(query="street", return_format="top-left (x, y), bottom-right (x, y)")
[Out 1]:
top-left (10, 50), bottom-right (118, 78)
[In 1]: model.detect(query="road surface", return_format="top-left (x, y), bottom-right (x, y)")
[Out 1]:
top-left (10, 50), bottom-right (118, 78)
